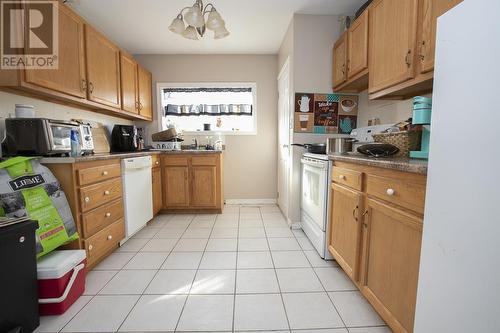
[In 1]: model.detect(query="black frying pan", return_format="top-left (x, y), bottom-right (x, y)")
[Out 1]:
top-left (291, 143), bottom-right (327, 154)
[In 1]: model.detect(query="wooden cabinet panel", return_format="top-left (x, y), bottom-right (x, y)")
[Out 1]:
top-left (163, 166), bottom-right (189, 208)
top-left (347, 11), bottom-right (369, 79)
top-left (361, 198), bottom-right (422, 333)
top-left (77, 162), bottom-right (121, 186)
top-left (417, 0), bottom-right (463, 74)
top-left (332, 166), bottom-right (363, 191)
top-left (81, 198), bottom-right (123, 238)
top-left (369, 0), bottom-right (419, 93)
top-left (151, 154), bottom-right (161, 168)
top-left (79, 177), bottom-right (123, 212)
top-left (83, 219), bottom-right (125, 268)
top-left (191, 155), bottom-right (218, 166)
top-left (25, 4), bottom-right (86, 98)
top-left (332, 33), bottom-right (348, 88)
top-left (138, 66), bottom-right (152, 120)
top-left (120, 53), bottom-right (138, 113)
top-left (162, 156), bottom-right (189, 166)
top-left (328, 183), bottom-right (363, 280)
top-left (152, 167), bottom-right (163, 215)
top-left (84, 25), bottom-right (121, 108)
top-left (191, 166), bottom-right (217, 208)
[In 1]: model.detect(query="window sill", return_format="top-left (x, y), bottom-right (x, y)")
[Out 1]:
top-left (182, 130), bottom-right (257, 136)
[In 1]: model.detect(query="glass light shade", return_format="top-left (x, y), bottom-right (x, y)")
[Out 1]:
top-left (184, 5), bottom-right (204, 28)
top-left (169, 16), bottom-right (185, 34)
top-left (206, 9), bottom-right (223, 30)
top-left (214, 25), bottom-right (229, 39)
top-left (182, 25), bottom-right (199, 40)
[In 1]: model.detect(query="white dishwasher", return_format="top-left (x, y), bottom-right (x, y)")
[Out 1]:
top-left (121, 156), bottom-right (153, 241)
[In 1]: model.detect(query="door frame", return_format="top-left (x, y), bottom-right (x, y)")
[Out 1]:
top-left (277, 57), bottom-right (291, 219)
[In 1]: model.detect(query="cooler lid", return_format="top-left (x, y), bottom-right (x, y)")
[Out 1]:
top-left (37, 250), bottom-right (86, 279)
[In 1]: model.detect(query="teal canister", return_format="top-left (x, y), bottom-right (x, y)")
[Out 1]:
top-left (413, 107), bottom-right (432, 124)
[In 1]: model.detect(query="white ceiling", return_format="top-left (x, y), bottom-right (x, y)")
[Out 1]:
top-left (68, 0), bottom-right (365, 55)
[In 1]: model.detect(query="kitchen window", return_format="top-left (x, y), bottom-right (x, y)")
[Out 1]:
top-left (158, 83), bottom-right (257, 135)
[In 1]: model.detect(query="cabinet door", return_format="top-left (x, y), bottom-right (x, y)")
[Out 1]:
top-left (328, 183), bottom-right (363, 280)
top-left (120, 53), bottom-right (138, 113)
top-left (138, 66), bottom-right (152, 120)
top-left (417, 0), bottom-right (462, 74)
top-left (332, 33), bottom-right (348, 88)
top-left (347, 10), bottom-right (369, 79)
top-left (84, 25), bottom-right (121, 108)
top-left (369, 0), bottom-right (419, 93)
top-left (163, 166), bottom-right (189, 208)
top-left (152, 167), bottom-right (163, 215)
top-left (25, 4), bottom-right (86, 98)
top-left (191, 166), bottom-right (217, 208)
top-left (361, 198), bottom-right (422, 333)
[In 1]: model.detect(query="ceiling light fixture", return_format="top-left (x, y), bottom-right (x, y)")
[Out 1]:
top-left (169, 0), bottom-right (230, 40)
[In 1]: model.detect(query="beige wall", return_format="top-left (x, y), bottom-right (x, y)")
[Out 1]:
top-left (134, 54), bottom-right (278, 201)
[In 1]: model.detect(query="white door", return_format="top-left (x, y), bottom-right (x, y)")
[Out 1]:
top-left (277, 58), bottom-right (290, 217)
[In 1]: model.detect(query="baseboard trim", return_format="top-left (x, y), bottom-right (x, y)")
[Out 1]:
top-left (225, 198), bottom-right (277, 205)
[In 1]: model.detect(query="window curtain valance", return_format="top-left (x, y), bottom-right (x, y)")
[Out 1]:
top-left (163, 87), bottom-right (251, 93)
top-left (164, 104), bottom-right (253, 116)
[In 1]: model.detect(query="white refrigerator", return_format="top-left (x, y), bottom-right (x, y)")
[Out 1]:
top-left (414, 1), bottom-right (500, 332)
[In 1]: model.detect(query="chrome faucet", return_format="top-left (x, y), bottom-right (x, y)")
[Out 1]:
top-left (192, 138), bottom-right (198, 150)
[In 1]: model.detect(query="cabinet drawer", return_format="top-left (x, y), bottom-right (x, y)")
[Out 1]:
top-left (151, 154), bottom-right (161, 168)
top-left (79, 178), bottom-right (123, 212)
top-left (78, 162), bottom-right (121, 186)
top-left (332, 167), bottom-right (363, 191)
top-left (83, 219), bottom-right (125, 266)
top-left (366, 174), bottom-right (426, 214)
top-left (81, 198), bottom-right (124, 237)
top-left (162, 156), bottom-right (189, 166)
top-left (192, 155), bottom-right (218, 166)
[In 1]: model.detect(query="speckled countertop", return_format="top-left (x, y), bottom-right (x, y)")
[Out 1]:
top-left (40, 149), bottom-right (223, 164)
top-left (329, 153), bottom-right (428, 175)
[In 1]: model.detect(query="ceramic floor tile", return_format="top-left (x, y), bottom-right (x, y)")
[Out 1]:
top-left (36, 296), bottom-right (92, 333)
top-left (62, 295), bottom-right (139, 332)
top-left (199, 252), bottom-right (237, 269)
top-left (123, 252), bottom-right (169, 270)
top-left (116, 238), bottom-right (149, 252)
top-left (292, 229), bottom-right (308, 238)
top-left (237, 251), bottom-right (274, 269)
top-left (169, 214), bottom-right (194, 222)
top-left (276, 268), bottom-right (324, 292)
top-left (164, 219), bottom-right (191, 229)
top-left (296, 237), bottom-right (316, 250)
top-left (210, 228), bottom-right (238, 238)
top-left (240, 207), bottom-right (260, 214)
top-left (314, 267), bottom-right (357, 291)
top-left (214, 220), bottom-right (239, 228)
top-left (147, 218), bottom-right (169, 228)
top-left (177, 295), bottom-right (234, 331)
top-left (182, 228), bottom-right (213, 239)
top-left (268, 237), bottom-right (301, 251)
top-left (119, 294), bottom-right (187, 332)
top-left (239, 227), bottom-right (266, 238)
top-left (161, 252), bottom-right (203, 269)
top-left (141, 238), bottom-right (177, 252)
top-left (206, 238), bottom-right (238, 252)
top-left (234, 294), bottom-right (289, 331)
top-left (291, 329), bottom-right (348, 333)
top-left (272, 251), bottom-right (311, 268)
top-left (347, 327), bottom-right (392, 333)
top-left (304, 250), bottom-right (338, 268)
top-left (173, 238), bottom-right (208, 252)
top-left (145, 270), bottom-right (196, 294)
top-left (265, 227), bottom-right (294, 238)
top-left (190, 219), bottom-right (216, 228)
top-left (84, 270), bottom-right (117, 295)
top-left (131, 226), bottom-right (159, 239)
top-left (99, 270), bottom-right (157, 295)
top-left (282, 292), bottom-right (344, 329)
top-left (93, 253), bottom-right (135, 270)
top-left (236, 269), bottom-right (280, 294)
top-left (191, 270), bottom-right (236, 294)
top-left (239, 219), bottom-right (264, 228)
top-left (239, 213), bottom-right (262, 220)
top-left (153, 227), bottom-right (186, 239)
top-left (238, 238), bottom-right (270, 251)
top-left (263, 220), bottom-right (290, 228)
top-left (328, 291), bottom-right (385, 327)
top-left (259, 205), bottom-right (282, 213)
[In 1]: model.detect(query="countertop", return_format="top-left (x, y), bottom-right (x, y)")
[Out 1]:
top-left (39, 149), bottom-right (223, 164)
top-left (329, 153), bottom-right (428, 175)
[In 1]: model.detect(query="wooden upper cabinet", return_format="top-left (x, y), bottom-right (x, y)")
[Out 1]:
top-left (417, 0), bottom-right (463, 74)
top-left (138, 66), bottom-right (153, 120)
top-left (25, 4), bottom-right (86, 98)
top-left (163, 166), bottom-right (190, 208)
top-left (369, 0), bottom-right (419, 93)
top-left (332, 33), bottom-right (348, 89)
top-left (361, 198), bottom-right (423, 333)
top-left (191, 166), bottom-right (217, 208)
top-left (120, 53), bottom-right (138, 113)
top-left (347, 10), bottom-right (369, 79)
top-left (328, 183), bottom-right (363, 280)
top-left (84, 25), bottom-right (121, 108)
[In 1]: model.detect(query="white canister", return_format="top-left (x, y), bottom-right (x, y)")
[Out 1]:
top-left (15, 104), bottom-right (35, 118)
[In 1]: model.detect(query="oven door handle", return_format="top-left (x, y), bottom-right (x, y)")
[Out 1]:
top-left (301, 158), bottom-right (327, 169)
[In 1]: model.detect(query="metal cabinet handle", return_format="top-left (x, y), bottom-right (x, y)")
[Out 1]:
top-left (105, 212), bottom-right (111, 218)
top-left (405, 49), bottom-right (412, 68)
top-left (386, 188), bottom-right (395, 196)
top-left (352, 205), bottom-right (359, 222)
top-left (341, 63), bottom-right (346, 76)
top-left (88, 82), bottom-right (94, 94)
top-left (419, 41), bottom-right (426, 61)
top-left (84, 196), bottom-right (90, 203)
top-left (81, 79), bottom-right (87, 92)
top-left (104, 190), bottom-right (110, 195)
top-left (139, 102), bottom-right (144, 111)
top-left (347, 59), bottom-right (350, 74)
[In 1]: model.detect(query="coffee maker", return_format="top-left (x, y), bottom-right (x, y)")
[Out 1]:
top-left (111, 125), bottom-right (138, 152)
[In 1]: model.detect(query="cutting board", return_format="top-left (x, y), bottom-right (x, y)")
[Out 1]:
top-left (90, 123), bottom-right (110, 154)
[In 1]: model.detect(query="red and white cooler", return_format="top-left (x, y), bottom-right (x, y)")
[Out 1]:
top-left (36, 250), bottom-right (87, 315)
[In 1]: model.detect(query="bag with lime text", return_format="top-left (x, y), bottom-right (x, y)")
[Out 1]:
top-left (0, 156), bottom-right (78, 258)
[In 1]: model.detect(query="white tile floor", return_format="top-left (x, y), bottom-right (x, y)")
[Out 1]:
top-left (35, 205), bottom-right (392, 333)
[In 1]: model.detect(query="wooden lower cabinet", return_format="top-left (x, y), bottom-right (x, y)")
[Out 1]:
top-left (152, 166), bottom-right (163, 215)
top-left (163, 166), bottom-right (190, 208)
top-left (328, 162), bottom-right (426, 333)
top-left (191, 165), bottom-right (217, 208)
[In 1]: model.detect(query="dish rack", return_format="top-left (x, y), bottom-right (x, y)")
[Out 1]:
top-left (151, 141), bottom-right (182, 151)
